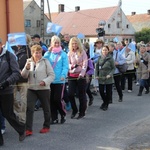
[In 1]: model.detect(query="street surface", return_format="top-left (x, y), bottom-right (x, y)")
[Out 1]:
top-left (2, 83), bottom-right (150, 150)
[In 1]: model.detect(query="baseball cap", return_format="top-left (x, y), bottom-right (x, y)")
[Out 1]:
top-left (32, 34), bottom-right (40, 39)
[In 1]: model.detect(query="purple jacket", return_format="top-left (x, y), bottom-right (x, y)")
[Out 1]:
top-left (86, 59), bottom-right (94, 76)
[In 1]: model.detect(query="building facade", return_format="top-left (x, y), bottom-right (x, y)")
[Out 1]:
top-left (24, 0), bottom-right (51, 45)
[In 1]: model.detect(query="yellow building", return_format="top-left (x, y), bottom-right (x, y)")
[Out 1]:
top-left (0, 0), bottom-right (24, 43)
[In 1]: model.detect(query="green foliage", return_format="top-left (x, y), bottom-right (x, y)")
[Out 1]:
top-left (135, 28), bottom-right (150, 43)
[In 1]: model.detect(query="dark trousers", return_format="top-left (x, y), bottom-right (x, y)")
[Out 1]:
top-left (63, 83), bottom-right (70, 103)
top-left (0, 94), bottom-right (25, 139)
top-left (86, 77), bottom-right (93, 99)
top-left (50, 84), bottom-right (66, 121)
top-left (121, 70), bottom-right (134, 90)
top-left (114, 74), bottom-right (123, 98)
top-left (99, 84), bottom-right (112, 106)
top-left (26, 90), bottom-right (50, 131)
top-left (140, 79), bottom-right (149, 90)
top-left (68, 77), bottom-right (87, 116)
top-left (125, 70), bottom-right (134, 90)
top-left (0, 110), bottom-right (5, 129)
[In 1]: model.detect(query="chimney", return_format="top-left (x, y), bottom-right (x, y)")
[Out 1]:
top-left (131, 12), bottom-right (136, 16)
top-left (147, 10), bottom-right (150, 15)
top-left (58, 4), bottom-right (64, 13)
top-left (75, 6), bottom-right (80, 12)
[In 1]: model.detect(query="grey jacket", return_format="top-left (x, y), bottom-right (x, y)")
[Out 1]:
top-left (0, 48), bottom-right (21, 95)
top-left (136, 52), bottom-right (150, 79)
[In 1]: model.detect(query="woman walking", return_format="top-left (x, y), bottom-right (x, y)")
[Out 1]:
top-left (68, 37), bottom-right (88, 119)
top-left (44, 36), bottom-right (69, 124)
top-left (96, 46), bottom-right (115, 111)
top-left (22, 45), bottom-right (55, 136)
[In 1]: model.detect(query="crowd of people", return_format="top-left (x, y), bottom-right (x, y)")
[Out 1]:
top-left (0, 34), bottom-right (150, 146)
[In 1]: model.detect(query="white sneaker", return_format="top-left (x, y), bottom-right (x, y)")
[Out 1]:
top-left (1, 129), bottom-right (5, 135)
top-left (128, 90), bottom-right (132, 93)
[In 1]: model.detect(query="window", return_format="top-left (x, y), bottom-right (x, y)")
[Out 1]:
top-left (25, 20), bottom-right (31, 27)
top-left (108, 24), bottom-right (111, 28)
top-left (36, 20), bottom-right (41, 27)
top-left (117, 21), bottom-right (121, 28)
top-left (126, 24), bottom-right (129, 28)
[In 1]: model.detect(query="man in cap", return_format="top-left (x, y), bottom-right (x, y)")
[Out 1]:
top-left (32, 34), bottom-right (48, 55)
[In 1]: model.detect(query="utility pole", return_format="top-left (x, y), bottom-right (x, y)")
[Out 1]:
top-left (118, 0), bottom-right (123, 41)
top-left (41, 0), bottom-right (44, 41)
top-left (47, 0), bottom-right (51, 22)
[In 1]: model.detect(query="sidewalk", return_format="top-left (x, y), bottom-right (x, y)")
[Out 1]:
top-left (125, 116), bottom-right (150, 150)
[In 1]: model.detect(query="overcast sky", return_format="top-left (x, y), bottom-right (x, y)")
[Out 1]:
top-left (24, 0), bottom-right (150, 15)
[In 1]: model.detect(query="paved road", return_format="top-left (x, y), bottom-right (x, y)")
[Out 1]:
top-left (2, 84), bottom-right (150, 150)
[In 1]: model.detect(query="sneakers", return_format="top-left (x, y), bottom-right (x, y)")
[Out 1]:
top-left (1, 129), bottom-right (5, 135)
top-left (19, 132), bottom-right (26, 141)
top-left (39, 128), bottom-right (50, 133)
top-left (88, 98), bottom-right (94, 106)
top-left (50, 119), bottom-right (59, 124)
top-left (145, 91), bottom-right (149, 94)
top-left (76, 114), bottom-right (85, 119)
top-left (71, 111), bottom-right (78, 119)
top-left (128, 90), bottom-right (132, 93)
top-left (26, 130), bottom-right (33, 136)
top-left (34, 107), bottom-right (40, 111)
top-left (60, 116), bottom-right (66, 124)
top-left (92, 91), bottom-right (98, 96)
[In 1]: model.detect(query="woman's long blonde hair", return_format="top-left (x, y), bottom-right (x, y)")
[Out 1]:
top-left (69, 37), bottom-right (83, 56)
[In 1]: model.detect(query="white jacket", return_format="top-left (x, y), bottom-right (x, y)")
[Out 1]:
top-left (21, 57), bottom-right (55, 90)
top-left (125, 50), bottom-right (135, 70)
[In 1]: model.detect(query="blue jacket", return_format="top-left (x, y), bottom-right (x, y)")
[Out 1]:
top-left (113, 50), bottom-right (126, 74)
top-left (44, 50), bottom-right (69, 84)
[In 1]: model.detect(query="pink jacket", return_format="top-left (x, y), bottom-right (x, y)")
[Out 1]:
top-left (68, 50), bottom-right (88, 77)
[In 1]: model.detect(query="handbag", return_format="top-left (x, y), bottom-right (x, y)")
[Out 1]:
top-left (115, 51), bottom-right (128, 73)
top-left (116, 63), bottom-right (128, 73)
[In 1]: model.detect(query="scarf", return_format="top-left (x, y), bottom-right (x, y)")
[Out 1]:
top-left (51, 46), bottom-right (62, 54)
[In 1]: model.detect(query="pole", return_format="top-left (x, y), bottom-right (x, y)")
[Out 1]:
top-left (47, 0), bottom-right (51, 22)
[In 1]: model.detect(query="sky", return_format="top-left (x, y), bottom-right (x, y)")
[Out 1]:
top-left (24, 0), bottom-right (150, 15)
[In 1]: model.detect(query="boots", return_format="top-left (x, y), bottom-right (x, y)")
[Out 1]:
top-left (118, 95), bottom-right (123, 102)
top-left (137, 86), bottom-right (144, 96)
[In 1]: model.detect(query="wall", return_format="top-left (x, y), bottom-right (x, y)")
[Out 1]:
top-left (0, 0), bottom-right (24, 43)
top-left (24, 0), bottom-right (51, 44)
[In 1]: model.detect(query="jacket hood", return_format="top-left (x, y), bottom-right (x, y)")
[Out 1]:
top-left (0, 48), bottom-right (7, 57)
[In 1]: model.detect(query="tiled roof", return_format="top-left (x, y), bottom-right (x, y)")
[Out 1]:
top-left (52, 6), bottom-right (118, 36)
top-left (45, 12), bottom-right (59, 22)
top-left (127, 14), bottom-right (150, 31)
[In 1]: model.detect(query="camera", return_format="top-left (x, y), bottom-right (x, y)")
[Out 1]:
top-left (96, 28), bottom-right (105, 37)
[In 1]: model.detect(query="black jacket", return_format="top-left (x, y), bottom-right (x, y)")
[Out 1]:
top-left (16, 46), bottom-right (31, 83)
top-left (0, 48), bottom-right (21, 95)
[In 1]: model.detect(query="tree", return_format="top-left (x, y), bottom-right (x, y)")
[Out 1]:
top-left (135, 28), bottom-right (150, 43)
